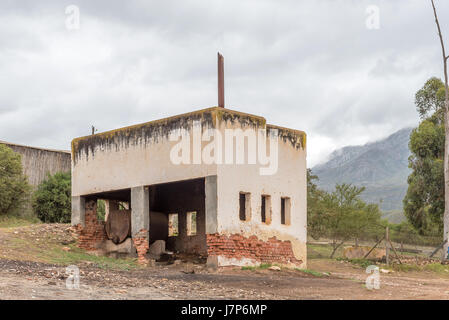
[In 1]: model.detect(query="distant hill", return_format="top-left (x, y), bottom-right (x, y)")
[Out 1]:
top-left (312, 127), bottom-right (413, 223)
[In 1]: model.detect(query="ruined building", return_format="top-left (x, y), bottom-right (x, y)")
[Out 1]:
top-left (71, 107), bottom-right (307, 268)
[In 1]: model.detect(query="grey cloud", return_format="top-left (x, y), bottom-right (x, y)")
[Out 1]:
top-left (0, 0), bottom-right (448, 166)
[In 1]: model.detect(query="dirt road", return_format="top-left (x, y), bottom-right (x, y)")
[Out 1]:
top-left (1, 258), bottom-right (449, 300)
top-left (1, 223), bottom-right (449, 300)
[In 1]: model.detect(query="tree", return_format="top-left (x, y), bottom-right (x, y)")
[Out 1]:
top-left (32, 172), bottom-right (71, 223)
top-left (430, 0), bottom-right (449, 258)
top-left (403, 117), bottom-right (444, 234)
top-left (307, 177), bottom-right (383, 258)
top-left (307, 169), bottom-right (327, 239)
top-left (97, 199), bottom-right (106, 221)
top-left (346, 202), bottom-right (383, 247)
top-left (415, 77), bottom-right (446, 121)
top-left (323, 184), bottom-right (371, 257)
top-left (0, 144), bottom-right (31, 216)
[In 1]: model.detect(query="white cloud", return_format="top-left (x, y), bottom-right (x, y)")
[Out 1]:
top-left (0, 0), bottom-right (448, 166)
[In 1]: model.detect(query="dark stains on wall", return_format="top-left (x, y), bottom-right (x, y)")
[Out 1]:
top-left (72, 109), bottom-right (216, 164)
top-left (267, 125), bottom-right (306, 150)
top-left (215, 108), bottom-right (266, 128)
top-left (71, 107), bottom-right (307, 164)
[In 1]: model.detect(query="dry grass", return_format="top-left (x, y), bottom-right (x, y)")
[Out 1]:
top-left (0, 221), bottom-right (139, 270)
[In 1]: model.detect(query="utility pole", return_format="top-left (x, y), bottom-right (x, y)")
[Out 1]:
top-left (385, 226), bottom-right (390, 266)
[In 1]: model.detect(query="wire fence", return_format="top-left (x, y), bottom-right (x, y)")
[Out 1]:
top-left (307, 226), bottom-right (447, 265)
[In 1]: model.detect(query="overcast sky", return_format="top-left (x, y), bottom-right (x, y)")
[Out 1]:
top-left (0, 0), bottom-right (448, 167)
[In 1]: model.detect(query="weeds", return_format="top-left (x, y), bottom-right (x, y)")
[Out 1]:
top-left (241, 263), bottom-right (272, 271)
top-left (296, 268), bottom-right (326, 277)
top-left (337, 258), bottom-right (373, 268)
top-left (0, 215), bottom-right (41, 228)
top-left (47, 245), bottom-right (139, 270)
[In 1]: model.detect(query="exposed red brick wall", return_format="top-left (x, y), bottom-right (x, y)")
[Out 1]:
top-left (132, 229), bottom-right (149, 265)
top-left (75, 200), bottom-right (107, 250)
top-left (207, 233), bottom-right (302, 266)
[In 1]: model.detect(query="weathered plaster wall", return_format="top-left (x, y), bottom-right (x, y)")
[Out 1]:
top-left (1, 141), bottom-right (71, 187)
top-left (71, 107), bottom-right (307, 267)
top-left (71, 109), bottom-right (219, 196)
top-left (213, 118), bottom-right (307, 268)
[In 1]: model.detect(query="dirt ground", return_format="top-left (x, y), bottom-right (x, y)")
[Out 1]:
top-left (2, 257), bottom-right (449, 300)
top-left (1, 223), bottom-right (449, 300)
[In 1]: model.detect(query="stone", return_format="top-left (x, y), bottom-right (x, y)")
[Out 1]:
top-left (149, 240), bottom-right (166, 256)
top-left (206, 255), bottom-right (219, 270)
top-left (269, 266), bottom-right (281, 271)
top-left (102, 238), bottom-right (135, 254)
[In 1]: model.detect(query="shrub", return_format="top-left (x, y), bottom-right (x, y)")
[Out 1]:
top-left (0, 144), bottom-right (31, 215)
top-left (97, 199), bottom-right (105, 221)
top-left (32, 172), bottom-right (71, 223)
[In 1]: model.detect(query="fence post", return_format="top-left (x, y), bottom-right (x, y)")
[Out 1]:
top-left (363, 235), bottom-right (385, 259)
top-left (386, 226), bottom-right (390, 266)
top-left (430, 239), bottom-right (447, 259)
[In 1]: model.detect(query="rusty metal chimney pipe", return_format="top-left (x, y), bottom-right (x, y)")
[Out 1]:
top-left (218, 52), bottom-right (225, 108)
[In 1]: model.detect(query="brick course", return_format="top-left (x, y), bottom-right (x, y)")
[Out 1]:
top-left (75, 200), bottom-right (107, 250)
top-left (132, 229), bottom-right (149, 265)
top-left (206, 233), bottom-right (302, 266)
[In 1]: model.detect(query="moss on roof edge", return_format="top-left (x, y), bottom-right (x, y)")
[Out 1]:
top-left (71, 106), bottom-right (306, 162)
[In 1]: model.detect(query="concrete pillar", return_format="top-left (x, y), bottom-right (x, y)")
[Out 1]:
top-left (205, 176), bottom-right (219, 269)
top-left (205, 175), bottom-right (218, 234)
top-left (131, 186), bottom-right (150, 264)
top-left (131, 186), bottom-right (150, 236)
top-left (71, 196), bottom-right (85, 227)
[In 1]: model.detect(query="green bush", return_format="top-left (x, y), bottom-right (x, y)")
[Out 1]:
top-left (32, 172), bottom-right (71, 223)
top-left (0, 144), bottom-right (31, 216)
top-left (97, 199), bottom-right (105, 221)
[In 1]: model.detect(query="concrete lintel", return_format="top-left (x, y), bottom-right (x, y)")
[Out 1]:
top-left (205, 175), bottom-right (218, 234)
top-left (71, 196), bottom-right (85, 227)
top-left (131, 186), bottom-right (150, 237)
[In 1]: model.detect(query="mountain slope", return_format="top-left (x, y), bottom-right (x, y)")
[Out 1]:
top-left (312, 127), bottom-right (413, 221)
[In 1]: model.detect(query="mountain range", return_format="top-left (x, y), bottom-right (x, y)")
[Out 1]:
top-left (311, 127), bottom-right (413, 223)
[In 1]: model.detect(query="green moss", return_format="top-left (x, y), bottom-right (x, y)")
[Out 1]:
top-left (72, 108), bottom-right (216, 164)
top-left (72, 106), bottom-right (307, 163)
top-left (268, 124), bottom-right (306, 150)
top-left (214, 108), bottom-right (266, 128)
